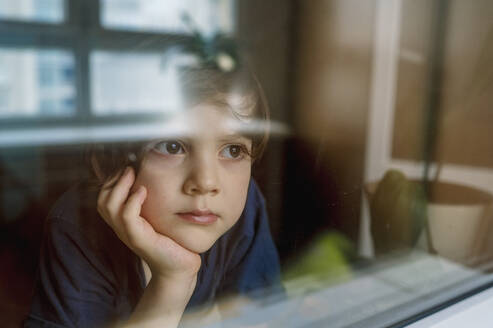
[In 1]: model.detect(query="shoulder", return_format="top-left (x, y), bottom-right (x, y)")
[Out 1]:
top-left (235, 179), bottom-right (268, 238)
top-left (213, 179), bottom-right (283, 295)
top-left (213, 179), bottom-right (269, 261)
top-left (247, 178), bottom-right (267, 208)
top-left (29, 182), bottom-right (144, 326)
top-left (40, 182), bottom-right (124, 271)
top-left (47, 183), bottom-right (104, 233)
top-left (42, 181), bottom-right (136, 273)
top-left (44, 182), bottom-right (122, 253)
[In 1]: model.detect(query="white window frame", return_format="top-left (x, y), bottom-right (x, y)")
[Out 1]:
top-left (359, 0), bottom-right (493, 259)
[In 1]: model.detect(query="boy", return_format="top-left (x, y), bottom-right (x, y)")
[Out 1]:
top-left (25, 66), bottom-right (283, 327)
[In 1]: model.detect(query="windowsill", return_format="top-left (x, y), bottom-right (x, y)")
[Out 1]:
top-left (405, 283), bottom-right (493, 328)
top-left (206, 251), bottom-right (493, 328)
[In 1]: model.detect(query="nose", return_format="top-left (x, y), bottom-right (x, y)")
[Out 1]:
top-left (183, 156), bottom-right (220, 196)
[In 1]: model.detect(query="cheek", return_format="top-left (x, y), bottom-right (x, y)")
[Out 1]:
top-left (223, 162), bottom-right (251, 217)
top-left (135, 154), bottom-right (181, 189)
top-left (133, 159), bottom-right (178, 224)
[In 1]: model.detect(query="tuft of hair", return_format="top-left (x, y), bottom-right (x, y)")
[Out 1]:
top-left (177, 65), bottom-right (270, 159)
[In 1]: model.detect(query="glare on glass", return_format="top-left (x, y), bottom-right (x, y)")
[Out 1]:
top-left (91, 51), bottom-right (185, 116)
top-left (100, 0), bottom-right (234, 35)
top-left (0, 48), bottom-right (76, 118)
top-left (0, 0), bottom-right (65, 23)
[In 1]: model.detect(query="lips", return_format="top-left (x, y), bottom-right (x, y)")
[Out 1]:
top-left (177, 210), bottom-right (219, 225)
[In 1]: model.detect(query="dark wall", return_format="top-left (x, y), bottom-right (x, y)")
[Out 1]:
top-left (237, 0), bottom-right (295, 243)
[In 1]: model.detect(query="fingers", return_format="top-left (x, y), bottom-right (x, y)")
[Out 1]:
top-left (97, 170), bottom-right (124, 207)
top-left (97, 167), bottom-right (152, 255)
top-left (106, 167), bottom-right (135, 217)
top-left (121, 186), bottom-right (151, 252)
top-left (97, 167), bottom-right (134, 226)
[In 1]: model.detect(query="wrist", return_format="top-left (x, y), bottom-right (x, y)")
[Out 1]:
top-left (126, 274), bottom-right (197, 328)
top-left (150, 263), bottom-right (199, 285)
top-left (151, 272), bottom-right (198, 298)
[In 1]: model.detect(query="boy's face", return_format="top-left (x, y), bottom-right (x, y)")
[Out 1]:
top-left (133, 104), bottom-right (252, 253)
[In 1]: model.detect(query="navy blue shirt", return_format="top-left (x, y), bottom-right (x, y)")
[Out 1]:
top-left (25, 179), bottom-right (282, 327)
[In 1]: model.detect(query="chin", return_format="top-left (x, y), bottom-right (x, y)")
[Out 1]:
top-left (165, 231), bottom-right (218, 254)
top-left (181, 237), bottom-right (216, 254)
top-left (149, 218), bottom-right (224, 254)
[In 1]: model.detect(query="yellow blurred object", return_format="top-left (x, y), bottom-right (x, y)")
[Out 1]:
top-left (282, 231), bottom-right (354, 293)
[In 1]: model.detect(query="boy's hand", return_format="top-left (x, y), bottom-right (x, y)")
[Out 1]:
top-left (97, 166), bottom-right (201, 282)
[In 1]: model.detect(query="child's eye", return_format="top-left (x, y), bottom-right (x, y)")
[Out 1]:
top-left (153, 140), bottom-right (185, 155)
top-left (220, 144), bottom-right (248, 159)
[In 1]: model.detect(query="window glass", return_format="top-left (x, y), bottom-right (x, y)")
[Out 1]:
top-left (0, 0), bottom-right (65, 23)
top-left (0, 48), bottom-right (75, 118)
top-left (90, 50), bottom-right (184, 116)
top-left (100, 0), bottom-right (234, 35)
top-left (2, 0), bottom-right (493, 327)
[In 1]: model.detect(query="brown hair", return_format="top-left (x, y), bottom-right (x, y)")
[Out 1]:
top-left (88, 63), bottom-right (270, 187)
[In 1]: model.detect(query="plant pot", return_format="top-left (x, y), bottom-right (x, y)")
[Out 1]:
top-left (365, 180), bottom-right (493, 266)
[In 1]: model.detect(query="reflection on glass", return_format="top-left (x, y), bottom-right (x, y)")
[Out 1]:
top-left (100, 0), bottom-right (234, 35)
top-left (0, 0), bottom-right (64, 23)
top-left (2, 0), bottom-right (493, 327)
top-left (90, 51), bottom-right (184, 116)
top-left (0, 48), bottom-right (75, 118)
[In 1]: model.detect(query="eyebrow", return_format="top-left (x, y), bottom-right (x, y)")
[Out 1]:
top-left (146, 133), bottom-right (250, 146)
top-left (217, 134), bottom-right (252, 143)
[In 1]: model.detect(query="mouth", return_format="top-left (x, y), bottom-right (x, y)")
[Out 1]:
top-left (177, 210), bottom-right (219, 225)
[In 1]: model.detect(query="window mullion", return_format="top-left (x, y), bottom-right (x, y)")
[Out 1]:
top-left (70, 0), bottom-right (98, 124)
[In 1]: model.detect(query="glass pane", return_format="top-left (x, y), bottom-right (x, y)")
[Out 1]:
top-left (100, 0), bottom-right (234, 35)
top-left (90, 50), bottom-right (183, 115)
top-left (0, 48), bottom-right (76, 118)
top-left (0, 0), bottom-right (65, 23)
top-left (4, 1), bottom-right (493, 327)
